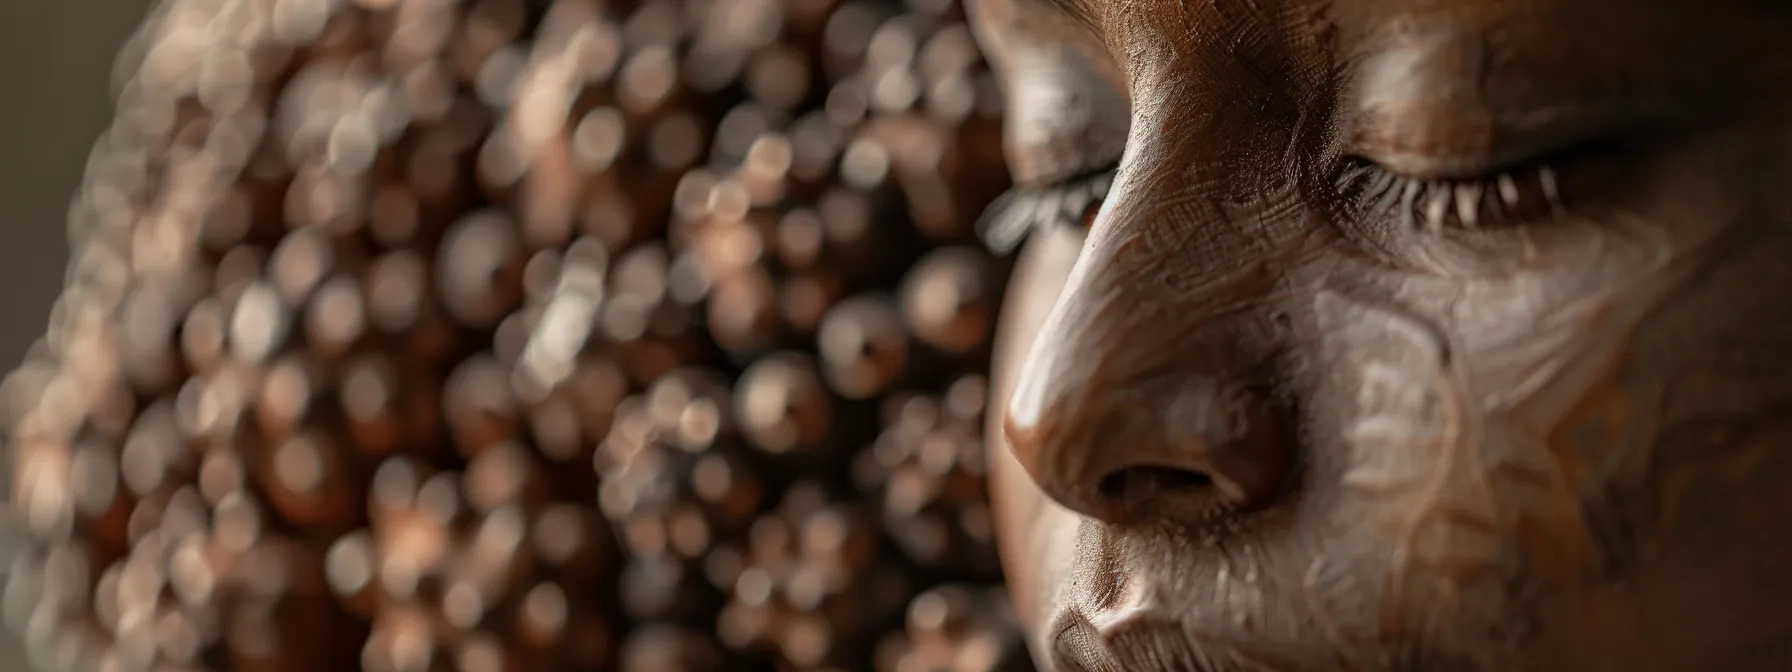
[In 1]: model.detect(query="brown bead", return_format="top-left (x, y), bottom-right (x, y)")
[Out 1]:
top-left (789, 112), bottom-right (845, 185)
top-left (229, 280), bottom-right (293, 364)
top-left (214, 247), bottom-right (267, 307)
top-left (512, 580), bottom-right (571, 647)
top-left (174, 362), bottom-right (257, 446)
top-left (564, 356), bottom-right (630, 437)
top-left (375, 511), bottom-right (453, 604)
top-left (617, 44), bottom-right (682, 117)
top-left (521, 249), bottom-right (565, 303)
top-left (456, 0), bottom-right (529, 83)
top-left (644, 368), bottom-right (734, 453)
top-left (570, 107), bottom-right (629, 175)
top-left (406, 107), bottom-right (484, 209)
top-left (211, 491), bottom-right (267, 557)
top-left (37, 540), bottom-right (97, 617)
top-left (369, 456), bottom-right (428, 522)
top-left (780, 612), bottom-right (835, 668)
top-left (775, 209), bottom-right (826, 269)
top-left (269, 226), bottom-right (336, 304)
top-left (452, 632), bottom-right (513, 672)
top-left (306, 273), bottom-right (370, 358)
top-left (906, 584), bottom-right (975, 640)
top-left (491, 307), bottom-right (538, 366)
top-left (120, 401), bottom-right (188, 499)
top-left (437, 211), bottom-right (526, 328)
top-left (155, 604), bottom-right (207, 665)
top-left (712, 103), bottom-right (783, 165)
top-left (180, 297), bottom-right (230, 374)
top-left (689, 451), bottom-right (766, 532)
top-left (364, 250), bottom-right (431, 334)
top-left (617, 555), bottom-right (718, 623)
top-left (619, 625), bottom-right (723, 672)
top-left (360, 605), bottom-right (440, 672)
top-left (942, 375), bottom-right (990, 426)
top-left (462, 441), bottom-right (547, 513)
top-left (438, 506), bottom-right (534, 628)
top-left (325, 529), bottom-right (381, 617)
top-left (369, 184), bottom-right (426, 249)
top-left (256, 353), bottom-right (327, 439)
top-left (779, 270), bottom-right (846, 338)
top-left (119, 276), bottom-right (202, 395)
top-left (340, 354), bottom-right (417, 457)
top-left (476, 124), bottom-right (532, 198)
top-left (259, 430), bottom-right (365, 532)
top-left (199, 186), bottom-right (257, 253)
top-left (740, 133), bottom-right (795, 204)
top-left (166, 532), bottom-right (222, 612)
top-left (735, 353), bottom-right (832, 455)
top-left (816, 296), bottom-right (910, 399)
top-left (578, 178), bottom-right (640, 252)
top-left (525, 391), bottom-right (589, 464)
top-left (707, 267), bottom-right (780, 353)
top-left (198, 445), bottom-right (248, 506)
top-left (530, 503), bottom-right (611, 587)
top-left (647, 112), bottom-right (707, 173)
top-left (747, 45), bottom-right (813, 110)
top-left (898, 247), bottom-right (994, 354)
top-left (443, 354), bottom-right (521, 454)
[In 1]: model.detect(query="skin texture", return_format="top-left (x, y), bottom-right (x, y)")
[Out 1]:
top-left (967, 0), bottom-right (1792, 669)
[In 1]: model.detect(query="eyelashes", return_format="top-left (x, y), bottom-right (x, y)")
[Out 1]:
top-left (975, 144), bottom-right (1599, 254)
top-left (1334, 157), bottom-right (1581, 232)
top-left (976, 163), bottom-right (1118, 254)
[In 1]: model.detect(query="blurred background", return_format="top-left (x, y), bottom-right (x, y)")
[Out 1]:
top-left (0, 0), bottom-right (1028, 668)
top-left (0, 0), bottom-right (150, 666)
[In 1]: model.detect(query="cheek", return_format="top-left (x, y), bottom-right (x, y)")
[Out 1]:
top-left (983, 224), bottom-right (1088, 640)
top-left (1620, 233), bottom-right (1792, 544)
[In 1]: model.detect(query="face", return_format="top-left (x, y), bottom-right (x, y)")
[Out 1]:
top-left (967, 0), bottom-right (1792, 669)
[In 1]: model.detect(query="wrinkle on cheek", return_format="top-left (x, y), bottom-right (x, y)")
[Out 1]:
top-left (1314, 290), bottom-right (1507, 588)
top-left (1308, 210), bottom-right (1760, 651)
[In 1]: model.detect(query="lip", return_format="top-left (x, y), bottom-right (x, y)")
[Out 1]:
top-left (1041, 559), bottom-right (1250, 672)
top-left (1031, 514), bottom-right (1323, 672)
top-left (1050, 606), bottom-right (1306, 672)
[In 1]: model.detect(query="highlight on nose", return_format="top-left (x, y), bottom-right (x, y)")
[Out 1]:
top-left (1004, 363), bottom-right (1297, 526)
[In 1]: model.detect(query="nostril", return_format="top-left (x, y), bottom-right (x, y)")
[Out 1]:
top-left (1095, 465), bottom-right (1224, 521)
top-left (1098, 465), bottom-right (1214, 501)
top-left (1006, 370), bottom-right (1299, 526)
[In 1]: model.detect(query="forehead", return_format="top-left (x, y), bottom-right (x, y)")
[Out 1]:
top-left (1003, 0), bottom-right (1782, 56)
top-left (986, 0), bottom-right (1792, 105)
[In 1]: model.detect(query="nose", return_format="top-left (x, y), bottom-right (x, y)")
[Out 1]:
top-left (1002, 207), bottom-right (1300, 526)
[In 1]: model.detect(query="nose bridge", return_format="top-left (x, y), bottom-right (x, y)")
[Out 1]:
top-left (1004, 144), bottom-right (1298, 518)
top-left (1015, 134), bottom-right (1289, 409)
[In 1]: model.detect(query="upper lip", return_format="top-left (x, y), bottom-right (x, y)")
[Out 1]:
top-left (1055, 611), bottom-right (1306, 672)
top-left (1051, 608), bottom-right (1212, 672)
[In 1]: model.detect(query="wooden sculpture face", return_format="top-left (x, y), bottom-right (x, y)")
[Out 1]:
top-left (968, 0), bottom-right (1792, 668)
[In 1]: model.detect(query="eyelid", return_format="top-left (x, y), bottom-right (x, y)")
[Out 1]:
top-left (1349, 101), bottom-right (1656, 182)
top-left (1342, 32), bottom-right (1694, 181)
top-left (1345, 39), bottom-right (1689, 182)
top-left (1001, 51), bottom-right (1129, 187)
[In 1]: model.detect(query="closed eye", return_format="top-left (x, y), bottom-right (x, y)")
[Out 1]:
top-left (1335, 137), bottom-right (1627, 232)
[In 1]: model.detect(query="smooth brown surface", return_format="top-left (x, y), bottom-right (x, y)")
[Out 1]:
top-left (973, 0), bottom-right (1792, 669)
